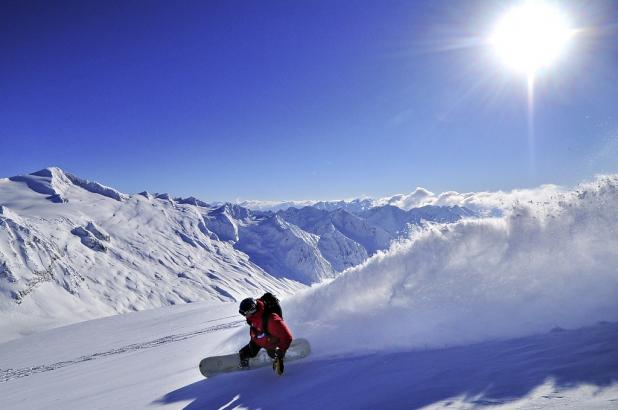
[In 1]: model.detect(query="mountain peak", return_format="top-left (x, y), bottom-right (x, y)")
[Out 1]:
top-left (9, 167), bottom-right (72, 203)
top-left (30, 166), bottom-right (68, 179)
top-left (10, 167), bottom-right (127, 203)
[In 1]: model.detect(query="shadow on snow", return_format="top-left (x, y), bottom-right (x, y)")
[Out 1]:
top-left (155, 322), bottom-right (618, 409)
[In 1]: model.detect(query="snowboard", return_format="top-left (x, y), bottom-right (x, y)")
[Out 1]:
top-left (199, 338), bottom-right (311, 378)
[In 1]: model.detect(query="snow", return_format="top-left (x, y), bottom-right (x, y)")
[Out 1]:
top-left (0, 169), bottom-right (304, 342)
top-left (236, 215), bottom-right (337, 284)
top-left (0, 302), bottom-right (616, 409)
top-left (206, 202), bottom-right (471, 285)
top-left (246, 182), bottom-right (568, 217)
top-left (0, 171), bottom-right (617, 408)
top-left (2, 167), bottom-right (473, 342)
top-left (288, 175), bottom-right (618, 355)
top-left (236, 199), bottom-right (317, 212)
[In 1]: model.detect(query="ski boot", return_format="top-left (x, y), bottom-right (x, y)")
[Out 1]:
top-left (272, 349), bottom-right (285, 375)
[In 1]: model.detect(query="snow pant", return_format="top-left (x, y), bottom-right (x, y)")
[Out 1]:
top-left (239, 340), bottom-right (278, 361)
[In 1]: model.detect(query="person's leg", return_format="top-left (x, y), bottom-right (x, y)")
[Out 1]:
top-left (238, 341), bottom-right (261, 368)
top-left (267, 349), bottom-right (285, 375)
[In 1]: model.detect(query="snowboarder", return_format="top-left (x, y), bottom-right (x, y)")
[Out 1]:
top-left (238, 295), bottom-right (293, 375)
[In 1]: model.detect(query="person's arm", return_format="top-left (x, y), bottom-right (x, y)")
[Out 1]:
top-left (268, 315), bottom-right (293, 351)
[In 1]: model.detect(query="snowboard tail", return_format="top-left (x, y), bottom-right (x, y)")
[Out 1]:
top-left (199, 338), bottom-right (310, 378)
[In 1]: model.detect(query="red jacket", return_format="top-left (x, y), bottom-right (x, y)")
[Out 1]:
top-left (246, 300), bottom-right (293, 351)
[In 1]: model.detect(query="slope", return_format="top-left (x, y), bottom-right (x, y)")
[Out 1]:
top-left (0, 168), bottom-right (303, 342)
top-left (0, 302), bottom-right (616, 409)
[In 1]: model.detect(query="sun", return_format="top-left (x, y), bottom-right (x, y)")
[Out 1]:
top-left (489, 1), bottom-right (573, 76)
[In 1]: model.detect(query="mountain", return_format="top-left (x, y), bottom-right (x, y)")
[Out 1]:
top-left (311, 198), bottom-right (375, 213)
top-left (240, 192), bottom-right (477, 216)
top-left (202, 204), bottom-right (341, 284)
top-left (236, 199), bottom-right (316, 212)
top-left (205, 203), bottom-right (475, 284)
top-left (0, 167), bottom-right (475, 341)
top-left (236, 215), bottom-right (336, 284)
top-left (0, 168), bottom-right (303, 342)
top-left (276, 204), bottom-right (473, 254)
top-left (205, 205), bottom-right (385, 282)
top-left (358, 204), bottom-right (474, 236)
top-left (274, 207), bottom-right (369, 271)
top-left (203, 203), bottom-right (270, 242)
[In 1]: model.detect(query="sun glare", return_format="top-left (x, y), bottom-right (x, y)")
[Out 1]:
top-left (490, 1), bottom-right (573, 76)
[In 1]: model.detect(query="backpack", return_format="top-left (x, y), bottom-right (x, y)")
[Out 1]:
top-left (259, 292), bottom-right (282, 335)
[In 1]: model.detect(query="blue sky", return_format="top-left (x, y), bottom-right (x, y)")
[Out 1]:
top-left (1, 0), bottom-right (617, 201)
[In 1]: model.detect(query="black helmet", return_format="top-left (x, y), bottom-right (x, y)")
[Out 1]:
top-left (239, 298), bottom-right (257, 316)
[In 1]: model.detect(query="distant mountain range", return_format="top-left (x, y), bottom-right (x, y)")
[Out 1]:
top-left (235, 187), bottom-right (447, 213)
top-left (203, 202), bottom-right (473, 284)
top-left (0, 167), bottom-right (474, 340)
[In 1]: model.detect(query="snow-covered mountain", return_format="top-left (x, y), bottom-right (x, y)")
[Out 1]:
top-left (203, 203), bottom-right (269, 242)
top-left (236, 184), bottom-right (561, 218)
top-left (236, 215), bottom-right (336, 284)
top-left (311, 198), bottom-right (376, 213)
top-left (205, 202), bottom-right (474, 284)
top-left (0, 168), bottom-right (303, 342)
top-left (0, 168), bottom-right (473, 342)
top-left (274, 207), bottom-right (369, 272)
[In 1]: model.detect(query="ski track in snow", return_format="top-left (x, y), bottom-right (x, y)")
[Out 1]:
top-left (0, 316), bottom-right (244, 383)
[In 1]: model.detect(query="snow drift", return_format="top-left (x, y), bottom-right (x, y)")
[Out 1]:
top-left (288, 175), bottom-right (618, 354)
